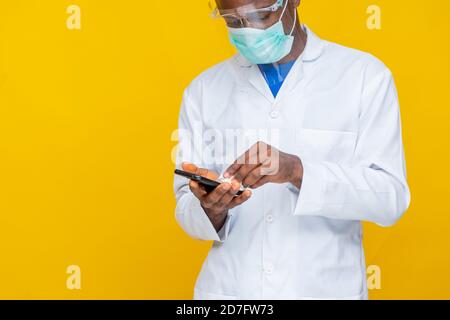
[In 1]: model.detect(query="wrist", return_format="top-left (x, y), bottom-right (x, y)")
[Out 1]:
top-left (202, 206), bottom-right (228, 231)
top-left (291, 156), bottom-right (303, 189)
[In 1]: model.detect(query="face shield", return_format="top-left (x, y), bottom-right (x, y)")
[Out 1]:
top-left (209, 0), bottom-right (297, 65)
top-left (211, 0), bottom-right (285, 29)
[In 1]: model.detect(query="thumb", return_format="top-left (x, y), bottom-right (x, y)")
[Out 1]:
top-left (182, 162), bottom-right (198, 173)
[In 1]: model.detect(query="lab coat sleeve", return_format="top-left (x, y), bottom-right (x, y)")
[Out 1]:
top-left (290, 67), bottom-right (411, 227)
top-left (174, 88), bottom-right (232, 242)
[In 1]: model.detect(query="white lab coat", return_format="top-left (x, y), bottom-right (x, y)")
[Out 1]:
top-left (174, 25), bottom-right (410, 300)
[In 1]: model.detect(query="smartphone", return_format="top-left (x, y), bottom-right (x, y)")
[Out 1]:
top-left (174, 169), bottom-right (243, 196)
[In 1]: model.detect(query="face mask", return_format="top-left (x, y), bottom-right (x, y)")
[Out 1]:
top-left (227, 0), bottom-right (297, 65)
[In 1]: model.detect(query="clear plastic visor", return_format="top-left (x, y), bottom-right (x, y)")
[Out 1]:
top-left (209, 0), bottom-right (285, 29)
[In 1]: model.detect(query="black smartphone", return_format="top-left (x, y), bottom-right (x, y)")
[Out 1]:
top-left (174, 169), bottom-right (243, 196)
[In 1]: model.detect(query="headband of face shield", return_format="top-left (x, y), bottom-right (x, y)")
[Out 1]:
top-left (213, 0), bottom-right (297, 65)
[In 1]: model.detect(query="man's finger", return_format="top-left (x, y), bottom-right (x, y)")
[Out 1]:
top-left (189, 180), bottom-right (207, 199)
top-left (229, 189), bottom-right (252, 209)
top-left (182, 162), bottom-right (198, 173)
top-left (203, 182), bottom-right (232, 207)
top-left (218, 182), bottom-right (242, 206)
top-left (181, 162), bottom-right (219, 180)
top-left (234, 163), bottom-right (261, 184)
top-left (242, 166), bottom-right (264, 187)
top-left (250, 175), bottom-right (272, 189)
top-left (224, 162), bottom-right (242, 179)
top-left (195, 167), bottom-right (219, 180)
top-left (225, 143), bottom-right (260, 178)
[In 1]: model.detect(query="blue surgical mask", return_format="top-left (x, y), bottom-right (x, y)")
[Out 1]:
top-left (227, 0), bottom-right (297, 65)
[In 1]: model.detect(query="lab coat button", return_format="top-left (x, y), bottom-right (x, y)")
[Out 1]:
top-left (266, 215), bottom-right (274, 223)
top-left (270, 110), bottom-right (279, 119)
top-left (264, 265), bottom-right (273, 275)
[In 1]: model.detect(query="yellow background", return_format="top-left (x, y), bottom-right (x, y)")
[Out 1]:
top-left (0, 0), bottom-right (449, 299)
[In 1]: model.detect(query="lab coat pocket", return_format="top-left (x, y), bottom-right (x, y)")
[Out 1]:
top-left (296, 129), bottom-right (357, 163)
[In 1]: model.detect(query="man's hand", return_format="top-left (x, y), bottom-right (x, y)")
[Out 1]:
top-left (224, 141), bottom-right (303, 189)
top-left (182, 162), bottom-right (252, 232)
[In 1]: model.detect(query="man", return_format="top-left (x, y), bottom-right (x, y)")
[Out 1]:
top-left (174, 0), bottom-right (410, 300)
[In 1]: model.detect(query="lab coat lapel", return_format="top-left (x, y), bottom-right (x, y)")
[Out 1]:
top-left (235, 54), bottom-right (275, 104)
top-left (273, 57), bottom-right (304, 104)
top-left (273, 25), bottom-right (325, 104)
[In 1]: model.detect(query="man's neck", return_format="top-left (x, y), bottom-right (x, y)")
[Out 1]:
top-left (277, 23), bottom-right (307, 65)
